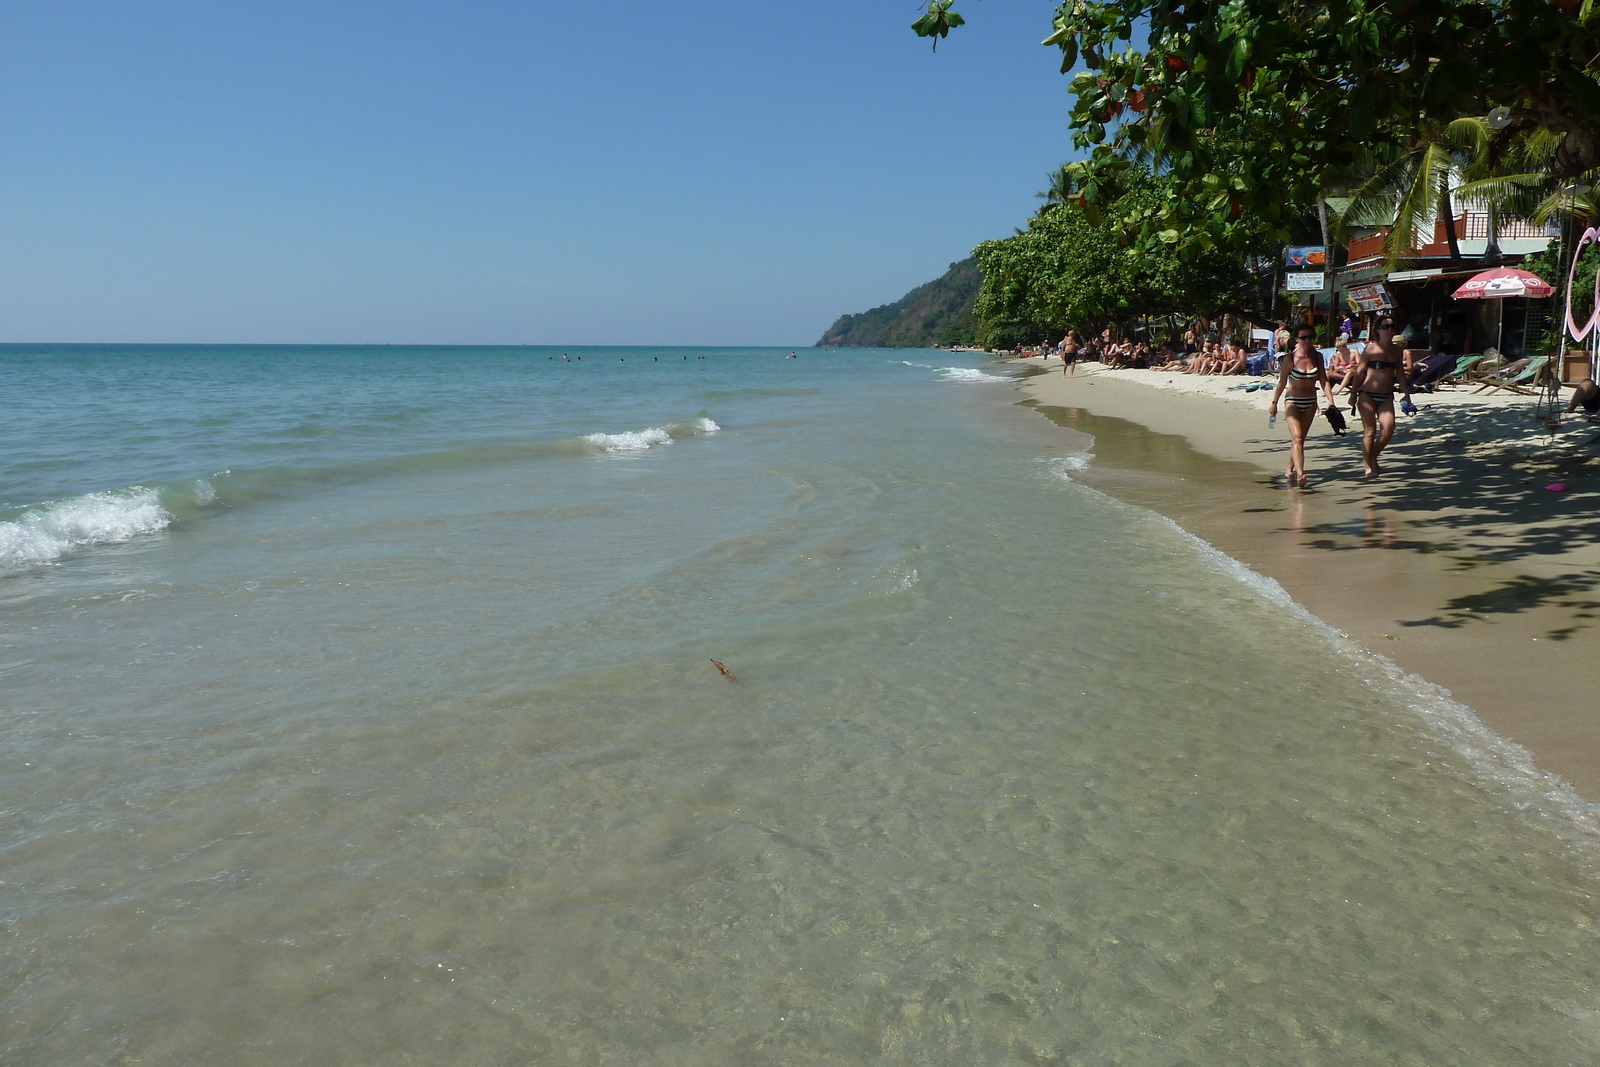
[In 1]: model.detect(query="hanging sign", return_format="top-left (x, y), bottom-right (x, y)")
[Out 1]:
top-left (1286, 272), bottom-right (1327, 292)
top-left (1285, 246), bottom-right (1327, 267)
top-left (1347, 282), bottom-right (1392, 311)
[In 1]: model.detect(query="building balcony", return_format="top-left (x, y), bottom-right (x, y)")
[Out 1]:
top-left (1341, 213), bottom-right (1550, 270)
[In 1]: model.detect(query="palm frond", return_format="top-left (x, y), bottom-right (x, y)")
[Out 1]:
top-left (1385, 142), bottom-right (1453, 261)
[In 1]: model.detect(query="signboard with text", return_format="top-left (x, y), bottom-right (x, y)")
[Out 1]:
top-left (1346, 282), bottom-right (1393, 311)
top-left (1285, 246), bottom-right (1327, 267)
top-left (1286, 272), bottom-right (1327, 292)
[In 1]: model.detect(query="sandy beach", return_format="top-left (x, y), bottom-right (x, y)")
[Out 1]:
top-left (1014, 357), bottom-right (1600, 801)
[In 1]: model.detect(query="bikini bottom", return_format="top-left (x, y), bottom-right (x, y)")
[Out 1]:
top-left (1285, 396), bottom-right (1319, 410)
top-left (1362, 391), bottom-right (1395, 408)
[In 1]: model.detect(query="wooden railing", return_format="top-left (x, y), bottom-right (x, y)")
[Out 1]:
top-left (1342, 214), bottom-right (1550, 267)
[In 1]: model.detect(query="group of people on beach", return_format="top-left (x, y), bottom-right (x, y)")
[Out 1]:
top-left (1043, 316), bottom-right (1415, 486)
top-left (1053, 328), bottom-right (1253, 375)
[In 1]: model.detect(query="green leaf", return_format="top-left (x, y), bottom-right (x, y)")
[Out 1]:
top-left (1059, 39), bottom-right (1079, 73)
top-left (911, 1), bottom-right (964, 50)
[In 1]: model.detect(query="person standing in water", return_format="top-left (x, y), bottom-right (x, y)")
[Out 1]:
top-left (1346, 315), bottom-right (1412, 478)
top-left (1268, 324), bottom-right (1337, 488)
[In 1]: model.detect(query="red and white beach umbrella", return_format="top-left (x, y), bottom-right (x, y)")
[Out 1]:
top-left (1451, 267), bottom-right (1555, 300)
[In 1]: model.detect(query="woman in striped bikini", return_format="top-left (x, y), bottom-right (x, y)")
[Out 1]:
top-left (1268, 325), bottom-right (1337, 488)
top-left (1349, 316), bottom-right (1413, 478)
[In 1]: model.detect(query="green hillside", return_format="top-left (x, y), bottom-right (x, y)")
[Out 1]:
top-left (816, 258), bottom-right (981, 348)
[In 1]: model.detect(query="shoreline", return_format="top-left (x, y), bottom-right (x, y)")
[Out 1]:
top-left (1009, 358), bottom-right (1600, 802)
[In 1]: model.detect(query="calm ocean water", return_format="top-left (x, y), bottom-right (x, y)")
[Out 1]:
top-left (3, 344), bottom-right (1599, 1065)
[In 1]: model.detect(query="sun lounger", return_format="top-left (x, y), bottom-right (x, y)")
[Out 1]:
top-left (1471, 356), bottom-right (1547, 396)
top-left (1435, 354), bottom-right (1484, 386)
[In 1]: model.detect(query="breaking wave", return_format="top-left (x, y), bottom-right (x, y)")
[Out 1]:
top-left (938, 368), bottom-right (1009, 383)
top-left (1, 487), bottom-right (177, 570)
top-left (583, 417), bottom-right (720, 454)
top-left (2, 416), bottom-right (724, 572)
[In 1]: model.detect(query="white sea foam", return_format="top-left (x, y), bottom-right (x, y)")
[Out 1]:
top-left (584, 427), bottom-right (675, 453)
top-left (583, 417), bottom-right (720, 454)
top-left (938, 367), bottom-right (1008, 383)
top-left (0, 488), bottom-right (172, 570)
top-left (1038, 453), bottom-right (1093, 484)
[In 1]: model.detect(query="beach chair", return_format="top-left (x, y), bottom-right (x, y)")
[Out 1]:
top-left (1434, 354), bottom-right (1484, 387)
top-left (1472, 356), bottom-right (1547, 396)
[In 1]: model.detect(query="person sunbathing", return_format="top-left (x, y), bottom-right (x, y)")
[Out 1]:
top-left (1221, 342), bottom-right (1249, 374)
top-left (1565, 377), bottom-right (1600, 418)
top-left (1327, 333), bottom-right (1359, 381)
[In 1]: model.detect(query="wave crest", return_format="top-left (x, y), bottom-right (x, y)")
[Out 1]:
top-left (0, 488), bottom-right (173, 570)
top-left (584, 417), bottom-right (720, 454)
top-left (938, 368), bottom-right (1008, 383)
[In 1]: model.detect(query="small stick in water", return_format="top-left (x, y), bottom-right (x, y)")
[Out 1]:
top-left (710, 659), bottom-right (738, 682)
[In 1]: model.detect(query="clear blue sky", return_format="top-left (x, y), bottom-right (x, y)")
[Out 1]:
top-left (0, 2), bottom-right (1079, 344)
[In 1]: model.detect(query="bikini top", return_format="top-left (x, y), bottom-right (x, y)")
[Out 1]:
top-left (1289, 366), bottom-right (1320, 380)
top-left (1368, 359), bottom-right (1397, 370)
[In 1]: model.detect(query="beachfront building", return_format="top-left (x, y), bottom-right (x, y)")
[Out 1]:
top-left (1332, 208), bottom-right (1554, 359)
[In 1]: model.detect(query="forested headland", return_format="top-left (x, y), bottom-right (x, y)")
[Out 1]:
top-left (816, 258), bottom-right (981, 348)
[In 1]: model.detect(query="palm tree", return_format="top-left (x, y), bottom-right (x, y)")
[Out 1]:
top-left (1034, 164), bottom-right (1077, 217)
top-left (1331, 118), bottom-right (1493, 266)
top-left (1452, 127), bottom-right (1599, 230)
top-left (1333, 119), bottom-right (1599, 268)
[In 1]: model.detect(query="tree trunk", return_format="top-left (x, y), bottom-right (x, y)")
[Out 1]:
top-left (1442, 185), bottom-right (1462, 263)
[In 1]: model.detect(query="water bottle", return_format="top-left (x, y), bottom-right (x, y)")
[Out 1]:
top-left (1268, 412), bottom-right (1277, 429)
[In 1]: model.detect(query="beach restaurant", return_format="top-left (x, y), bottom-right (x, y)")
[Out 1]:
top-left (1334, 208), bottom-right (1556, 360)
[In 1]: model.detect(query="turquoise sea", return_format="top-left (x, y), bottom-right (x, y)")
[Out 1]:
top-left (3, 344), bottom-right (1599, 1065)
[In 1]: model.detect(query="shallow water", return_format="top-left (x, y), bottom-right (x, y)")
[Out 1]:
top-left (3, 345), bottom-right (1599, 1065)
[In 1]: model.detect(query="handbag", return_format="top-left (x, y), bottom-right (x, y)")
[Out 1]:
top-left (1323, 404), bottom-right (1348, 435)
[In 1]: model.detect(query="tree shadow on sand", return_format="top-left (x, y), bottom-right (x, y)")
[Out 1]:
top-left (1294, 394), bottom-right (1600, 635)
top-left (1030, 392), bottom-right (1600, 638)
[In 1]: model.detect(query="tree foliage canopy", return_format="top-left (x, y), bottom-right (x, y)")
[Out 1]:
top-left (971, 172), bottom-right (1260, 346)
top-left (920, 1), bottom-right (1600, 257)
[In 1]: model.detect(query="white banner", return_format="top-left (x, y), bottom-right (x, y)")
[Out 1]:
top-left (1286, 272), bottom-right (1327, 292)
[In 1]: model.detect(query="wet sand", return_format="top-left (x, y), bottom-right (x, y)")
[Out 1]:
top-left (1015, 360), bottom-right (1600, 801)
